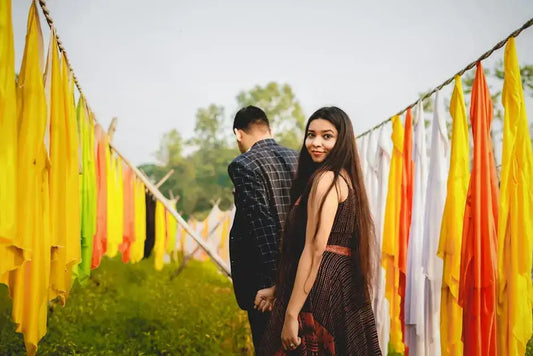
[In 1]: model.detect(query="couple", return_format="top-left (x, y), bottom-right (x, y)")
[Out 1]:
top-left (228, 106), bottom-right (381, 355)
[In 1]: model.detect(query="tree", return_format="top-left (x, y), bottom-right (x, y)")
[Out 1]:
top-left (236, 82), bottom-right (306, 149)
top-left (148, 82), bottom-right (306, 218)
top-left (187, 104), bottom-right (238, 215)
top-left (155, 129), bottom-right (184, 167)
top-left (189, 104), bottom-right (229, 150)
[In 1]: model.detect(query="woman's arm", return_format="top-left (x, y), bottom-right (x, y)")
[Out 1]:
top-left (281, 171), bottom-right (340, 349)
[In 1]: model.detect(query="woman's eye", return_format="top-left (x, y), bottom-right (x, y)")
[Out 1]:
top-left (324, 134), bottom-right (332, 139)
top-left (306, 133), bottom-right (314, 138)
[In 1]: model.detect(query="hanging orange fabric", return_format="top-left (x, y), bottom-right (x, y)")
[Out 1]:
top-left (92, 124), bottom-right (108, 268)
top-left (119, 165), bottom-right (135, 263)
top-left (381, 115), bottom-right (405, 353)
top-left (399, 107), bottom-right (414, 353)
top-left (458, 62), bottom-right (498, 356)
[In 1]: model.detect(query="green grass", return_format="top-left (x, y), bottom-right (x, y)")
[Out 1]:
top-left (2, 256), bottom-right (532, 355)
top-left (0, 257), bottom-right (252, 355)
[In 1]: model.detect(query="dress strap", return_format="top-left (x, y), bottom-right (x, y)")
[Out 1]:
top-left (338, 174), bottom-right (352, 190)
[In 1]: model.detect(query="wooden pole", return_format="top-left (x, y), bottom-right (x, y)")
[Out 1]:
top-left (170, 219), bottom-right (225, 280)
top-left (107, 117), bottom-right (118, 142)
top-left (155, 169), bottom-right (174, 188)
top-left (108, 141), bottom-right (231, 277)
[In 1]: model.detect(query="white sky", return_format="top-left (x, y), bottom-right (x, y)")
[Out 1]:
top-left (11, 0), bottom-right (533, 165)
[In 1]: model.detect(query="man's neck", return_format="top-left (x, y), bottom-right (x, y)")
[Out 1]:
top-left (249, 134), bottom-right (272, 148)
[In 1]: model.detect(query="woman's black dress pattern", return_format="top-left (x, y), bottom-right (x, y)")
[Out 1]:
top-left (259, 187), bottom-right (382, 356)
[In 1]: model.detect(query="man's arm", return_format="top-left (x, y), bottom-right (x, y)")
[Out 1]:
top-left (229, 161), bottom-right (279, 290)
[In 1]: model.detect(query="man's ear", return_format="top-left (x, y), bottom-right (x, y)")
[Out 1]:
top-left (234, 128), bottom-right (243, 142)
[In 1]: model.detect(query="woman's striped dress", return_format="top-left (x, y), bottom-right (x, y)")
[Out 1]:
top-left (259, 187), bottom-right (382, 356)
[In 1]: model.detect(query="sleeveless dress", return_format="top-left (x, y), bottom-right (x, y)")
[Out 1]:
top-left (259, 184), bottom-right (382, 356)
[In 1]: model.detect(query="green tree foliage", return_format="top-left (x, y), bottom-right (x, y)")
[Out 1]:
top-left (155, 129), bottom-right (184, 167)
top-left (236, 82), bottom-right (306, 150)
top-left (189, 104), bottom-right (228, 150)
top-left (186, 104), bottom-right (238, 216)
top-left (142, 105), bottom-right (238, 219)
top-left (144, 82), bottom-right (305, 219)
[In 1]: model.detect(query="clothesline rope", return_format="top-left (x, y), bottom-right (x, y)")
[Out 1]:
top-left (357, 17), bottom-right (533, 138)
top-left (35, 0), bottom-right (231, 277)
top-left (37, 0), bottom-right (84, 101)
top-left (37, 0), bottom-right (532, 141)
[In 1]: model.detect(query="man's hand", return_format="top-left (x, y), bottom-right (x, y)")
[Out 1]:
top-left (254, 286), bottom-right (276, 312)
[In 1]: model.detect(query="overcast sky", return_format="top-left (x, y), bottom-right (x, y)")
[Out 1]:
top-left (11, 0), bottom-right (533, 165)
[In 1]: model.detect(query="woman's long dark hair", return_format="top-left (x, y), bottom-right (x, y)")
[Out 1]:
top-left (277, 106), bottom-right (376, 301)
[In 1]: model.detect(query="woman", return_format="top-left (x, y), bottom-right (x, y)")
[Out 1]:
top-left (257, 107), bottom-right (381, 355)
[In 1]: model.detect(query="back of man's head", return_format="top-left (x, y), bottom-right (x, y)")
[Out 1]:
top-left (233, 106), bottom-right (270, 133)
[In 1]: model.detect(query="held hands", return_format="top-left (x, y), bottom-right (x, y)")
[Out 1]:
top-left (253, 286), bottom-right (276, 312)
top-left (281, 313), bottom-right (301, 351)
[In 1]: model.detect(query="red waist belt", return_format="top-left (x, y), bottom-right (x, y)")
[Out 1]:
top-left (325, 245), bottom-right (352, 257)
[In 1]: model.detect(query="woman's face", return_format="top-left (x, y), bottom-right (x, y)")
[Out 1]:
top-left (305, 118), bottom-right (338, 163)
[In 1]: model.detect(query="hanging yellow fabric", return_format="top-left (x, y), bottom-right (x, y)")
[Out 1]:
top-left (0, 0), bottom-right (22, 277)
top-left (437, 75), bottom-right (469, 356)
top-left (106, 150), bottom-right (116, 256)
top-left (381, 115), bottom-right (404, 354)
top-left (106, 153), bottom-right (124, 257)
top-left (48, 48), bottom-right (81, 303)
top-left (197, 218), bottom-right (210, 260)
top-left (2, 3), bottom-right (51, 354)
top-left (130, 178), bottom-right (147, 263)
top-left (166, 211), bottom-right (178, 255)
top-left (47, 30), bottom-right (68, 301)
top-left (497, 37), bottom-right (533, 356)
top-left (219, 215), bottom-right (231, 264)
top-left (64, 61), bottom-right (81, 274)
top-left (154, 201), bottom-right (167, 270)
top-left (179, 224), bottom-right (187, 259)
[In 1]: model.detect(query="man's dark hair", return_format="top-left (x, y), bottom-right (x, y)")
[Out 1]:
top-left (233, 105), bottom-right (270, 132)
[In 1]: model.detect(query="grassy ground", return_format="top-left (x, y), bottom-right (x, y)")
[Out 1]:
top-left (0, 257), bottom-right (253, 355)
top-left (1, 256), bottom-right (532, 355)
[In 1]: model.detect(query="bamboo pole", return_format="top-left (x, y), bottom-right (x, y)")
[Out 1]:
top-left (109, 141), bottom-right (231, 277)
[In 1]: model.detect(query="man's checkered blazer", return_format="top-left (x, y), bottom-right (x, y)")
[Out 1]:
top-left (228, 138), bottom-right (298, 310)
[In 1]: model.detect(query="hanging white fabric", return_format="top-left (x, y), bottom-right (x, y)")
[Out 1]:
top-left (405, 100), bottom-right (428, 355)
top-left (422, 91), bottom-right (449, 355)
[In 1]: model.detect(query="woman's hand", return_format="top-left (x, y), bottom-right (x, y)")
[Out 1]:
top-left (281, 314), bottom-right (301, 351)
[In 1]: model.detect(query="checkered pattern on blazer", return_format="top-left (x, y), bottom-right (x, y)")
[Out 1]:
top-left (228, 138), bottom-right (298, 310)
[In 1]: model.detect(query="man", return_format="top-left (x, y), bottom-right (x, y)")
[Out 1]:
top-left (228, 106), bottom-right (298, 350)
